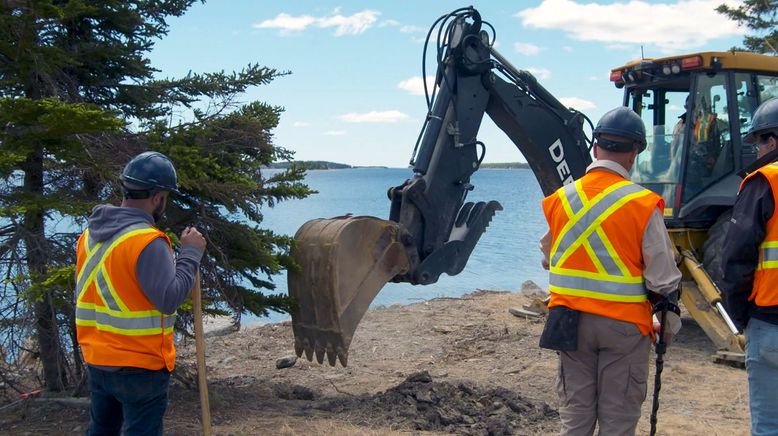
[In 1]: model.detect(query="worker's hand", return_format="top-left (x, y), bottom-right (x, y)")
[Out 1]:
top-left (180, 226), bottom-right (207, 252)
top-left (652, 312), bottom-right (682, 346)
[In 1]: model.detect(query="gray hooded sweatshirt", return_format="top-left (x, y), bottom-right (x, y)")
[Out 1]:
top-left (81, 204), bottom-right (204, 315)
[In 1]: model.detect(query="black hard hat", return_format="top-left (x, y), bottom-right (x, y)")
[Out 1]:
top-left (744, 98), bottom-right (778, 144)
top-left (120, 151), bottom-right (180, 194)
top-left (593, 107), bottom-right (647, 153)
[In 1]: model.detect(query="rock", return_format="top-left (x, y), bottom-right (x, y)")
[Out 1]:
top-left (415, 389), bottom-right (434, 403)
top-left (203, 315), bottom-right (240, 338)
top-left (523, 295), bottom-right (550, 315)
top-left (276, 355), bottom-right (297, 369)
top-left (406, 371), bottom-right (432, 383)
top-left (519, 280), bottom-right (548, 298)
top-left (509, 307), bottom-right (542, 318)
top-left (486, 415), bottom-right (512, 435)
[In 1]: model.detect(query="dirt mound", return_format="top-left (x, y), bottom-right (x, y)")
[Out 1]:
top-left (313, 371), bottom-right (558, 435)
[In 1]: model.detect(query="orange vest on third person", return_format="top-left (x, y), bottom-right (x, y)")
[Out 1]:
top-left (542, 168), bottom-right (663, 336)
top-left (75, 223), bottom-right (177, 371)
top-left (741, 162), bottom-right (778, 307)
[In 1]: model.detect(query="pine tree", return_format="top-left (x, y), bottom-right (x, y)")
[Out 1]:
top-left (0, 0), bottom-right (312, 392)
top-left (717, 0), bottom-right (778, 54)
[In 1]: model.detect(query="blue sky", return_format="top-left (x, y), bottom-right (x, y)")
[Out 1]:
top-left (149, 0), bottom-right (747, 167)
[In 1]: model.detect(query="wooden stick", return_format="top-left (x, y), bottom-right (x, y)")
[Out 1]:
top-left (192, 272), bottom-right (212, 436)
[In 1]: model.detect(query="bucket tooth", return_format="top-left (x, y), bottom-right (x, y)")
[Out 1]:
top-left (337, 348), bottom-right (349, 367)
top-left (294, 340), bottom-right (304, 358)
top-left (326, 350), bottom-right (337, 366)
top-left (304, 345), bottom-right (314, 362)
top-left (314, 344), bottom-right (325, 365)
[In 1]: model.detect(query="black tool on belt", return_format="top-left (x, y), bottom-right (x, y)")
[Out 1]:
top-left (650, 296), bottom-right (679, 436)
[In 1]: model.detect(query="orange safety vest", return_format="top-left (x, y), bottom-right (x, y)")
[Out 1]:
top-left (75, 223), bottom-right (177, 371)
top-left (542, 168), bottom-right (663, 336)
top-left (741, 162), bottom-right (778, 307)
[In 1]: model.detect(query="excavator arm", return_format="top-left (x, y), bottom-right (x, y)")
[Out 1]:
top-left (289, 7), bottom-right (594, 366)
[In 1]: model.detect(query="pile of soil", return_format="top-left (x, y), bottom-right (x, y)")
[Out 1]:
top-left (313, 370), bottom-right (558, 435)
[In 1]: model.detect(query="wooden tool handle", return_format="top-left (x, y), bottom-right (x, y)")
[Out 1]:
top-left (192, 272), bottom-right (212, 436)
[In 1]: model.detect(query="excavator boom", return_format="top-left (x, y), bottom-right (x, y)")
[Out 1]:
top-left (289, 7), bottom-right (592, 366)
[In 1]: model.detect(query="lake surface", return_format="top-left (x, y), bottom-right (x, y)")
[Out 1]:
top-left (252, 167), bottom-right (549, 324)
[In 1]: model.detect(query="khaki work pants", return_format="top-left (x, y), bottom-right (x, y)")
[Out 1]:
top-left (556, 312), bottom-right (651, 436)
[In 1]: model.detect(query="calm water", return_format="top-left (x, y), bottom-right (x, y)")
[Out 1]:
top-left (251, 167), bottom-right (549, 324)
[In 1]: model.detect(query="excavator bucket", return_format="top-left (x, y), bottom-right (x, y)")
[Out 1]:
top-left (288, 216), bottom-right (410, 367)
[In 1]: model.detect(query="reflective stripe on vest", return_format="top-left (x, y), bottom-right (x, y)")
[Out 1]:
top-left (75, 224), bottom-right (175, 335)
top-left (549, 179), bottom-right (652, 303)
top-left (741, 163), bottom-right (778, 306)
top-left (759, 240), bottom-right (778, 270)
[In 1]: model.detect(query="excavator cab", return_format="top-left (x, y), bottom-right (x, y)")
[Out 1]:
top-left (615, 52), bottom-right (778, 227)
top-left (612, 52), bottom-right (778, 363)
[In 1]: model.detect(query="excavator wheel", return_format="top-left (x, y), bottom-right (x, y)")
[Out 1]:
top-left (702, 209), bottom-right (732, 287)
top-left (288, 216), bottom-right (411, 367)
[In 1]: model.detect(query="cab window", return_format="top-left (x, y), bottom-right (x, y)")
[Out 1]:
top-left (758, 74), bottom-right (778, 101)
top-left (629, 89), bottom-right (685, 213)
top-left (682, 72), bottom-right (734, 200)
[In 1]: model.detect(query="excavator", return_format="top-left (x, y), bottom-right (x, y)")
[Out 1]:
top-left (288, 6), bottom-right (778, 367)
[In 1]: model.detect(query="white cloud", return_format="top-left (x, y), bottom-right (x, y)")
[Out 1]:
top-left (526, 67), bottom-right (551, 80)
top-left (397, 76), bottom-right (436, 96)
top-left (318, 10), bottom-right (380, 36)
top-left (293, 121), bottom-right (310, 127)
top-left (516, 0), bottom-right (743, 53)
top-left (514, 42), bottom-right (541, 56)
top-left (254, 10), bottom-right (380, 36)
top-left (324, 130), bottom-right (346, 136)
top-left (400, 25), bottom-right (426, 34)
top-left (589, 75), bottom-right (599, 81)
top-left (559, 97), bottom-right (596, 111)
top-left (337, 110), bottom-right (410, 123)
top-left (380, 19), bottom-right (400, 27)
top-left (254, 13), bottom-right (316, 34)
top-left (563, 46), bottom-right (573, 52)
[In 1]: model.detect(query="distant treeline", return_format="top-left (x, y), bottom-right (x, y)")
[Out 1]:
top-left (479, 162), bottom-right (530, 169)
top-left (265, 161), bottom-right (527, 170)
top-left (266, 161), bottom-right (352, 170)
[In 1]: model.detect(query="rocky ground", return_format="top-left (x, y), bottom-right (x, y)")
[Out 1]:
top-left (0, 286), bottom-right (750, 435)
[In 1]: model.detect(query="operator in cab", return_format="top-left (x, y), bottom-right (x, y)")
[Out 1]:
top-left (538, 107), bottom-right (682, 435)
top-left (721, 98), bottom-right (778, 435)
top-left (75, 151), bottom-right (206, 435)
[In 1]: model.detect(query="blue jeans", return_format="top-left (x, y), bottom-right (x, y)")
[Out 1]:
top-left (746, 318), bottom-right (778, 436)
top-left (87, 366), bottom-right (170, 436)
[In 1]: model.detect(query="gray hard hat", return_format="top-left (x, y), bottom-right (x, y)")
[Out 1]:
top-left (120, 151), bottom-right (180, 194)
top-left (744, 98), bottom-right (778, 144)
top-left (593, 107), bottom-right (647, 153)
